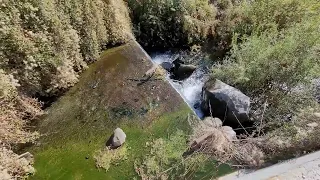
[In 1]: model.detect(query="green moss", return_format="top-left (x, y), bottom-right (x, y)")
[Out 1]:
top-left (31, 105), bottom-right (192, 180)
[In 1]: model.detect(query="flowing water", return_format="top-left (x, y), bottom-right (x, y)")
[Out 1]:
top-left (151, 53), bottom-right (208, 118)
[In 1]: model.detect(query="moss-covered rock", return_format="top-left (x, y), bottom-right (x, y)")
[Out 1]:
top-left (29, 41), bottom-right (193, 179)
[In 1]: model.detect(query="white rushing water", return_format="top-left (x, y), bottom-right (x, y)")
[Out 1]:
top-left (151, 53), bottom-right (207, 118)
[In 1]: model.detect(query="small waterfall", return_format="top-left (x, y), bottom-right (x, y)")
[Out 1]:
top-left (152, 53), bottom-right (207, 118)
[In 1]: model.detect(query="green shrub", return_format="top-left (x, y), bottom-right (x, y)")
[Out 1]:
top-left (213, 19), bottom-right (320, 92)
top-left (127, 0), bottom-right (217, 49)
top-left (206, 0), bottom-right (320, 60)
top-left (0, 0), bottom-right (133, 97)
top-left (182, 0), bottom-right (217, 43)
top-left (213, 18), bottom-right (320, 125)
top-left (0, 0), bottom-right (133, 178)
top-left (235, 0), bottom-right (320, 35)
top-left (0, 70), bottom-right (42, 145)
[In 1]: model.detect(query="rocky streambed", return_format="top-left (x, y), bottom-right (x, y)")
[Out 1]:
top-left (151, 53), bottom-right (253, 132)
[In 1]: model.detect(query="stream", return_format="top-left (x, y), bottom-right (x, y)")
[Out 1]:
top-left (151, 53), bottom-right (208, 119)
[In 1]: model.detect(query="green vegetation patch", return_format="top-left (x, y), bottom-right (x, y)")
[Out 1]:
top-left (31, 103), bottom-right (193, 180)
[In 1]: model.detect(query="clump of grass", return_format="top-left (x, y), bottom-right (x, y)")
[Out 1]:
top-left (134, 130), bottom-right (187, 179)
top-left (188, 116), bottom-right (265, 168)
top-left (94, 146), bottom-right (128, 172)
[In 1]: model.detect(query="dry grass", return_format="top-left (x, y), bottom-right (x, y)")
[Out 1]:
top-left (189, 104), bottom-right (320, 169)
top-left (0, 147), bottom-right (35, 180)
top-left (189, 116), bottom-right (265, 168)
top-left (0, 71), bottom-right (42, 179)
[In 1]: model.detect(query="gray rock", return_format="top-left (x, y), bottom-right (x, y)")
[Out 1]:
top-left (171, 64), bottom-right (197, 80)
top-left (18, 152), bottom-right (33, 162)
top-left (203, 117), bottom-right (223, 128)
top-left (307, 122), bottom-right (318, 128)
top-left (200, 79), bottom-right (251, 125)
top-left (160, 62), bottom-right (174, 72)
top-left (159, 58), bottom-right (197, 81)
top-left (112, 128), bottom-right (126, 147)
top-left (221, 126), bottom-right (237, 141)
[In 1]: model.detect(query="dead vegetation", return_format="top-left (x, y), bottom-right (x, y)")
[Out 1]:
top-left (0, 71), bottom-right (42, 179)
top-left (188, 102), bottom-right (320, 170)
top-left (188, 116), bottom-right (264, 168)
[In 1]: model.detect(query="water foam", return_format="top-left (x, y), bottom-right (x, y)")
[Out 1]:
top-left (151, 53), bottom-right (206, 118)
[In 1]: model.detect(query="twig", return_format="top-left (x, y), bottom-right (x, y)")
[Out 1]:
top-left (223, 102), bottom-right (228, 124)
top-left (233, 126), bottom-right (256, 131)
top-left (208, 99), bottom-right (213, 118)
top-left (258, 100), bottom-right (268, 136)
top-left (232, 111), bottom-right (249, 136)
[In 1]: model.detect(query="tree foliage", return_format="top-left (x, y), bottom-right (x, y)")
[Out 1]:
top-left (0, 0), bottom-right (133, 97)
top-left (127, 0), bottom-right (217, 49)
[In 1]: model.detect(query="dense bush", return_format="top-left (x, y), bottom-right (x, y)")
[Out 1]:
top-left (127, 0), bottom-right (217, 50)
top-left (0, 0), bottom-right (133, 97)
top-left (214, 20), bottom-right (320, 92)
top-left (234, 0), bottom-right (320, 35)
top-left (0, 0), bottom-right (133, 178)
top-left (213, 17), bottom-right (320, 122)
top-left (205, 0), bottom-right (320, 60)
top-left (211, 0), bottom-right (320, 142)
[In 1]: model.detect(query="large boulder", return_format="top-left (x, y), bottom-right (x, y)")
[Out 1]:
top-left (200, 79), bottom-right (251, 125)
top-left (112, 128), bottom-right (126, 148)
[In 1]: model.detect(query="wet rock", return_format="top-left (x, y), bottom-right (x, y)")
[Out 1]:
top-left (170, 64), bottom-right (197, 81)
top-left (200, 79), bottom-right (251, 125)
top-left (160, 62), bottom-right (174, 71)
top-left (112, 128), bottom-right (126, 148)
top-left (159, 58), bottom-right (197, 81)
top-left (314, 113), bottom-right (320, 118)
